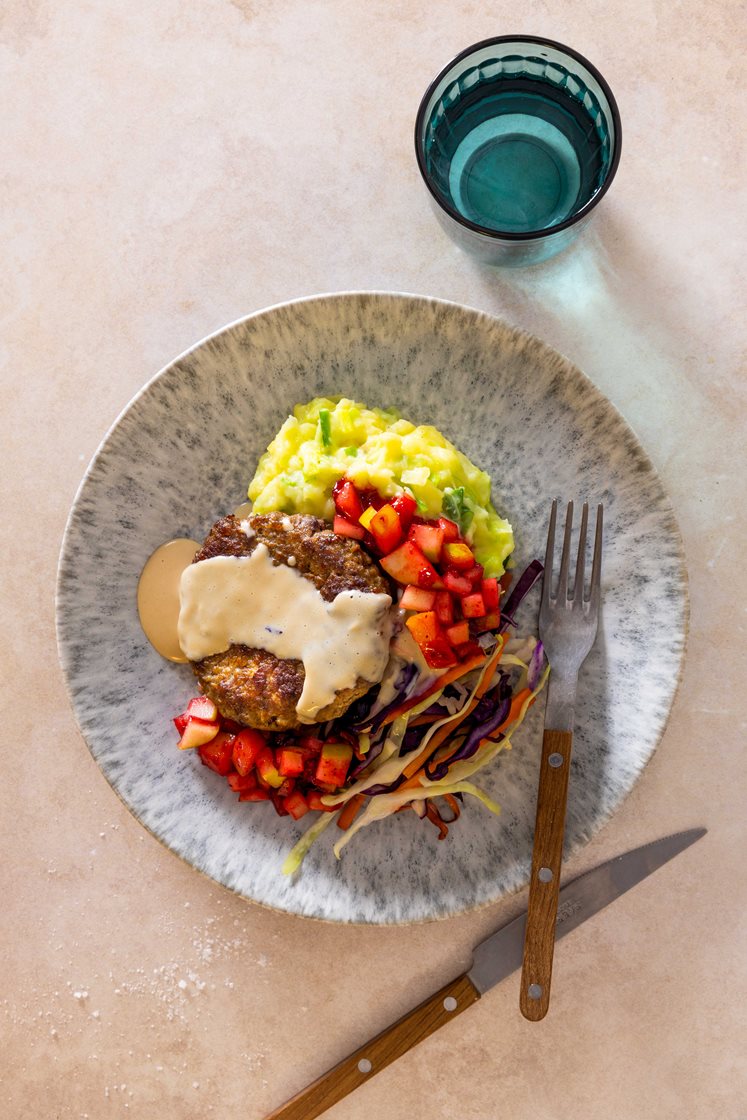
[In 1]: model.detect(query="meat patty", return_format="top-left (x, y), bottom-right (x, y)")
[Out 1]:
top-left (189, 512), bottom-right (391, 731)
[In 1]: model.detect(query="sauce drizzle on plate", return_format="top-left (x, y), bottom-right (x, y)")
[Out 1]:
top-left (137, 538), bottom-right (200, 662)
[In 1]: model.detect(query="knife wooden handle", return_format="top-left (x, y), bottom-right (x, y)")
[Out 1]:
top-left (520, 727), bottom-right (573, 1021)
top-left (264, 973), bottom-right (480, 1120)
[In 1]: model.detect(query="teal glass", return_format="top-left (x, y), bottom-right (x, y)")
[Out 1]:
top-left (415, 37), bottom-right (622, 266)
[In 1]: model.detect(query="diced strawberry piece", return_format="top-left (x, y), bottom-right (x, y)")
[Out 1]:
top-left (445, 621), bottom-right (470, 646)
top-left (369, 503), bottom-right (403, 554)
top-left (238, 787), bottom-right (270, 802)
top-left (390, 491), bottom-right (417, 532)
top-left (186, 695), bottom-right (218, 721)
top-left (406, 611), bottom-right (458, 669)
top-left (198, 731), bottom-right (236, 775)
top-left (380, 540), bottom-right (442, 589)
top-left (314, 742), bottom-right (353, 789)
top-left (256, 745), bottom-right (284, 788)
top-left (358, 487), bottom-right (386, 510)
top-left (221, 718), bottom-right (243, 732)
top-left (422, 638), bottom-right (458, 668)
top-left (442, 541), bottom-right (475, 570)
top-left (475, 610), bottom-right (501, 633)
top-left (408, 523), bottom-right (444, 564)
top-left (306, 790), bottom-right (338, 812)
top-left (271, 793), bottom-right (289, 816)
top-left (455, 640), bottom-right (485, 661)
top-left (276, 748), bottom-right (305, 777)
top-left (227, 772), bottom-right (258, 793)
top-left (438, 516), bottom-right (460, 542)
top-left (461, 591), bottom-right (486, 619)
top-left (443, 569), bottom-right (473, 596)
top-left (482, 577), bottom-right (500, 610)
top-left (178, 716), bottom-right (221, 751)
top-left (333, 514), bottom-right (365, 540)
top-left (434, 589), bottom-right (455, 626)
top-left (173, 714), bottom-right (188, 735)
top-left (463, 563), bottom-right (484, 589)
top-left (297, 736), bottom-right (325, 755)
top-left (400, 585), bottom-right (436, 612)
top-left (232, 728), bottom-right (265, 776)
top-left (332, 478), bottom-right (364, 521)
top-left (283, 789), bottom-right (310, 820)
top-left (276, 777), bottom-right (296, 798)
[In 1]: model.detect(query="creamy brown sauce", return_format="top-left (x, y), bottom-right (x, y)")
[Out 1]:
top-left (178, 544), bottom-right (393, 723)
top-left (137, 538), bottom-right (201, 662)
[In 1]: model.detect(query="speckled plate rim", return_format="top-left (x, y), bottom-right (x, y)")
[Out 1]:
top-left (55, 290), bottom-right (689, 925)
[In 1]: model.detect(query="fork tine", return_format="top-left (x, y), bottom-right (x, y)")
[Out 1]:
top-left (573, 502), bottom-right (589, 602)
top-left (589, 504), bottom-right (603, 605)
top-left (556, 501), bottom-right (574, 602)
top-left (542, 500), bottom-right (557, 606)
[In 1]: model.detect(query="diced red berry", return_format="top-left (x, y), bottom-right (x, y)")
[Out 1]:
top-left (283, 789), bottom-right (310, 820)
top-left (434, 589), bottom-right (455, 626)
top-left (227, 772), bottom-right (258, 793)
top-left (445, 620), bottom-right (470, 646)
top-left (443, 569), bottom-right (473, 596)
top-left (232, 728), bottom-right (265, 776)
top-left (461, 591), bottom-right (486, 619)
top-left (198, 731), bottom-right (236, 776)
top-left (186, 695), bottom-right (218, 721)
top-left (332, 478), bottom-right (364, 521)
top-left (408, 522), bottom-right (444, 563)
top-left (277, 748), bottom-right (305, 777)
top-left (380, 540), bottom-right (442, 589)
top-left (314, 742), bottom-right (353, 789)
top-left (238, 788), bottom-right (270, 802)
top-left (400, 585), bottom-right (436, 612)
top-left (438, 516), bottom-right (460, 542)
top-left (333, 514), bottom-right (365, 540)
top-left (481, 577), bottom-right (500, 610)
top-left (390, 491), bottom-right (417, 531)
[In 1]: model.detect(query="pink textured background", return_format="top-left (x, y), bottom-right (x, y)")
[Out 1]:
top-left (2, 3), bottom-right (745, 1118)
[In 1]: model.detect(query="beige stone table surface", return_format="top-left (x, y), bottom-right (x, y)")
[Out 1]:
top-left (2, 3), bottom-right (745, 1118)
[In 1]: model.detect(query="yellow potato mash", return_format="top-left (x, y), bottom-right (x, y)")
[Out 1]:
top-left (247, 397), bottom-right (513, 576)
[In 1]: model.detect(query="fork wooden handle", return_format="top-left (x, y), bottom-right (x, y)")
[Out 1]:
top-left (520, 727), bottom-right (574, 1021)
top-left (264, 973), bottom-right (480, 1120)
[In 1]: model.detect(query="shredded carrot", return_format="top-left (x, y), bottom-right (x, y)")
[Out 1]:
top-left (336, 794), bottom-right (364, 831)
top-left (379, 652), bottom-right (486, 726)
top-left (425, 800), bottom-right (450, 839)
top-left (409, 712), bottom-right (447, 727)
top-left (485, 688), bottom-right (534, 741)
top-left (443, 793), bottom-right (461, 820)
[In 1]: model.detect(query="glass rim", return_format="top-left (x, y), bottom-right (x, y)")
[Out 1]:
top-left (414, 34), bottom-right (623, 242)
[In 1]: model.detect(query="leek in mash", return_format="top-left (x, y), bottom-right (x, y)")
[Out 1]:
top-left (247, 397), bottom-right (514, 577)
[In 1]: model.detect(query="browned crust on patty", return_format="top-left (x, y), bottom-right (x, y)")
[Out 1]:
top-left (190, 513), bottom-right (390, 731)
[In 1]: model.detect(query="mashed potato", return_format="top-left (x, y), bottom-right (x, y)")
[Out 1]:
top-left (247, 397), bottom-right (514, 576)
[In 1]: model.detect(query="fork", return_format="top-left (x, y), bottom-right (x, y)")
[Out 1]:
top-left (519, 500), bottom-right (603, 1021)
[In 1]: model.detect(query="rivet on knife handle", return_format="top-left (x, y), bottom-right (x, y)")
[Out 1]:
top-left (264, 973), bottom-right (480, 1120)
top-left (520, 727), bottom-right (573, 1020)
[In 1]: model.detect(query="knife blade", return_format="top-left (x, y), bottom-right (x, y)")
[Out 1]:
top-left (264, 829), bottom-right (706, 1120)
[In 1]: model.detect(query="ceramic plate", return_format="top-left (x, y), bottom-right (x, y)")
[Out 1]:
top-left (56, 293), bottom-right (687, 924)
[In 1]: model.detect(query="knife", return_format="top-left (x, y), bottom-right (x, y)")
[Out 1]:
top-left (264, 829), bottom-right (706, 1120)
